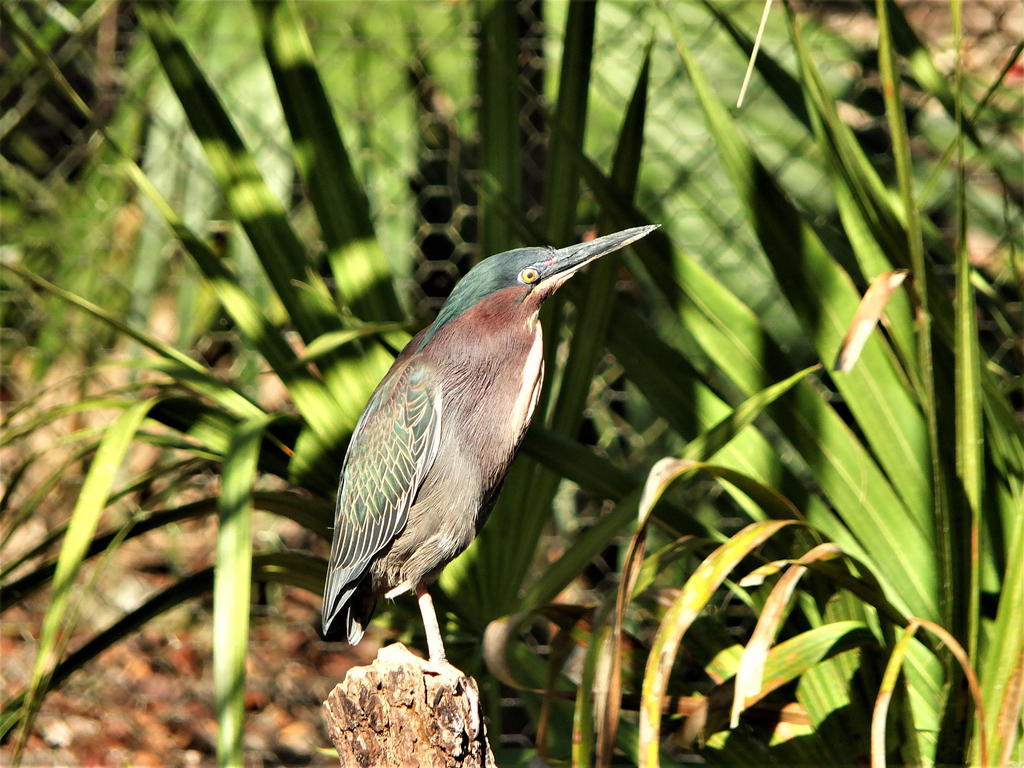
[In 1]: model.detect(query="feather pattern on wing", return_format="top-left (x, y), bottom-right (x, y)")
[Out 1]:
top-left (321, 361), bottom-right (442, 634)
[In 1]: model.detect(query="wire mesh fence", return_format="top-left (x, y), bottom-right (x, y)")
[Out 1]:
top-left (3, 1), bottom-right (1020, 328)
top-left (2, 1), bottom-right (1022, 764)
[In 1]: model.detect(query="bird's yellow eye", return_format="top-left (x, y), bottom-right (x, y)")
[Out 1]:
top-left (519, 267), bottom-right (539, 284)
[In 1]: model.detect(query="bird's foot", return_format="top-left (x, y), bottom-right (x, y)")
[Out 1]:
top-left (421, 656), bottom-right (456, 676)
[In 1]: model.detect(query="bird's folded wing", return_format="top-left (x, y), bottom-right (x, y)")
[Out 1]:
top-left (323, 362), bottom-right (442, 615)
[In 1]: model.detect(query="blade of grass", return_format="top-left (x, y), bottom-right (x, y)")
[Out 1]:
top-left (0, 436), bottom-right (109, 550)
top-left (919, 39), bottom-right (1024, 206)
top-left (639, 520), bottom-right (796, 768)
top-left (977, 505), bottom-right (1024, 765)
top-left (12, 397), bottom-right (160, 760)
top-left (730, 543), bottom-right (841, 728)
top-left (596, 456), bottom-right (688, 768)
top-left (551, 42), bottom-right (649, 447)
top-left (294, 323), bottom-right (411, 367)
top-left (572, 608), bottom-right (610, 768)
top-left (735, 0), bottom-right (772, 109)
top-left (950, 0), bottom-right (983, 670)
top-left (872, 617), bottom-right (988, 768)
top-left (874, 0), bottom-right (950, 629)
top-left (681, 364), bottom-right (819, 462)
top-left (500, 43), bottom-right (652, 622)
top-left (871, 624), bottom-right (919, 768)
top-left (0, 395), bottom-right (133, 450)
top-left (882, 0), bottom-right (1022, 195)
top-left (542, 0), bottom-right (595, 244)
top-left (684, 620), bottom-right (875, 748)
top-left (476, 0), bottom-right (522, 257)
top-left (214, 414), bottom-right (277, 766)
top-left (444, 0), bottom-right (526, 628)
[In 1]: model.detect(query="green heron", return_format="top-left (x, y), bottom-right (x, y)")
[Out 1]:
top-left (322, 225), bottom-right (657, 662)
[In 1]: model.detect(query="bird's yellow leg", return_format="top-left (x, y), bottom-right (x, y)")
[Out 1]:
top-left (416, 584), bottom-right (447, 664)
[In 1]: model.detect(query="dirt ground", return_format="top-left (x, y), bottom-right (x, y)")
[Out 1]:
top-left (2, 507), bottom-right (383, 767)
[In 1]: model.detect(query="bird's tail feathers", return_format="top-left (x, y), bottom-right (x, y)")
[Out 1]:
top-left (344, 604), bottom-right (365, 646)
top-left (322, 573), bottom-right (377, 646)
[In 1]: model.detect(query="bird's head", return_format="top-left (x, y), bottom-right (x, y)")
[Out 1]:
top-left (418, 225), bottom-right (658, 350)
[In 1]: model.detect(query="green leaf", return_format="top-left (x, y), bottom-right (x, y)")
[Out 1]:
top-left (977, 495), bottom-right (1024, 765)
top-left (681, 364), bottom-right (819, 463)
top-left (476, 0), bottom-right (523, 257)
top-left (665, 12), bottom-right (940, 622)
top-left (639, 520), bottom-right (796, 767)
top-left (2, 262), bottom-right (264, 419)
top-left (12, 397), bottom-right (160, 759)
top-left (135, 2), bottom-right (384, 432)
top-left (950, 0), bottom-right (984, 669)
top-left (214, 414), bottom-right (277, 766)
top-left (251, 0), bottom-right (404, 322)
top-left (690, 620), bottom-right (875, 747)
top-left (542, 0), bottom-right (595, 244)
top-left (294, 323), bottom-right (410, 368)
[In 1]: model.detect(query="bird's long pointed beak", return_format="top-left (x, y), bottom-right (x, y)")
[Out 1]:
top-left (545, 224), bottom-right (659, 280)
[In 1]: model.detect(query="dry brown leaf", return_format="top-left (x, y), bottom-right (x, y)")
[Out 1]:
top-left (834, 270), bottom-right (909, 373)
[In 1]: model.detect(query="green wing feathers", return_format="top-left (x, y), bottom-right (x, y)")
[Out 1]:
top-left (322, 362), bottom-right (442, 634)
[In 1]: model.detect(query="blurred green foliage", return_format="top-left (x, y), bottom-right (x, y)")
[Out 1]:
top-left (1, 1), bottom-right (1021, 766)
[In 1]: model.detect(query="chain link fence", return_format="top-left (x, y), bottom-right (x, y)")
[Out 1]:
top-left (2, 1), bottom-right (1021, 763)
top-left (3, 1), bottom-right (1020, 322)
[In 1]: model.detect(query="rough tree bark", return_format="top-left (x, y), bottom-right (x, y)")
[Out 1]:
top-left (323, 643), bottom-right (497, 767)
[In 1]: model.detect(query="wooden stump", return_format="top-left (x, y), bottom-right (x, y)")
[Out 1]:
top-left (323, 643), bottom-right (496, 767)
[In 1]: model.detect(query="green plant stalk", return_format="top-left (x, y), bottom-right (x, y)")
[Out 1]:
top-left (476, 0), bottom-right (522, 257)
top-left (976, 505), bottom-right (1024, 765)
top-left (214, 415), bottom-right (276, 766)
top-left (875, 0), bottom-right (952, 634)
top-left (572, 610), bottom-right (611, 768)
top-left (507, 37), bottom-right (647, 620)
top-left (639, 520), bottom-right (795, 768)
top-left (479, 0), bottom-right (602, 625)
top-left (883, 0), bottom-right (1022, 196)
top-left (552, 45), bottom-right (649, 449)
top-left (451, 1), bottom-right (530, 630)
top-left (542, 0), bottom-right (595, 245)
top-left (950, 0), bottom-right (983, 683)
top-left (919, 39), bottom-right (1024, 206)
